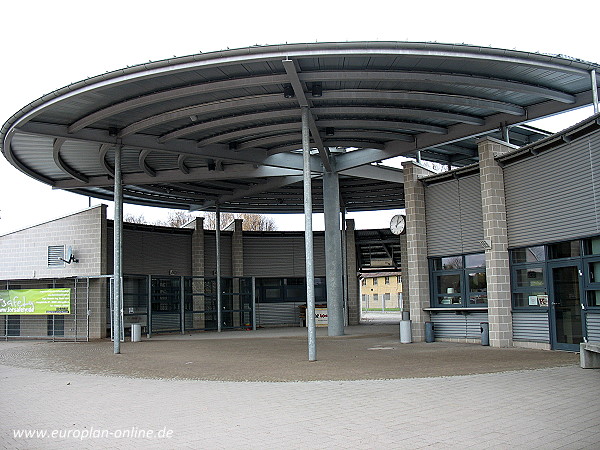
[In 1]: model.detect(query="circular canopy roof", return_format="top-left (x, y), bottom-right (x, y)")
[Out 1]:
top-left (2, 41), bottom-right (598, 212)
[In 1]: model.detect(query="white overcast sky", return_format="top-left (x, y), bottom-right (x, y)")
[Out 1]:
top-left (0, 0), bottom-right (597, 235)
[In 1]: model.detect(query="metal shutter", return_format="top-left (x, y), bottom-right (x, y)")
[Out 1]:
top-left (504, 135), bottom-right (600, 248)
top-left (430, 311), bottom-right (488, 339)
top-left (512, 312), bottom-right (550, 342)
top-left (426, 175), bottom-right (484, 256)
top-left (587, 313), bottom-right (600, 342)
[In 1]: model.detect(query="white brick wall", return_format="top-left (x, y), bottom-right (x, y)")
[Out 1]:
top-left (0, 206), bottom-right (106, 279)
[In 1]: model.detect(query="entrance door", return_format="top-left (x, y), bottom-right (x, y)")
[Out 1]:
top-left (549, 263), bottom-right (584, 351)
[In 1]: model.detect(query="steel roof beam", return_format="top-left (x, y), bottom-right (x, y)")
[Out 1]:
top-left (118, 94), bottom-right (298, 138)
top-left (321, 90), bottom-right (525, 116)
top-left (54, 164), bottom-right (301, 189)
top-left (99, 143), bottom-right (115, 176)
top-left (19, 122), bottom-right (325, 173)
top-left (282, 59), bottom-right (332, 172)
top-left (299, 71), bottom-right (576, 103)
top-left (312, 106), bottom-right (483, 126)
top-left (68, 74), bottom-right (290, 133)
top-left (52, 138), bottom-right (89, 183)
top-left (339, 165), bottom-right (404, 183)
top-left (191, 175), bottom-right (305, 211)
top-left (334, 90), bottom-right (595, 171)
top-left (138, 149), bottom-right (156, 177)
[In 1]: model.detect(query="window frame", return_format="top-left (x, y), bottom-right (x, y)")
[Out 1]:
top-left (429, 253), bottom-right (487, 308)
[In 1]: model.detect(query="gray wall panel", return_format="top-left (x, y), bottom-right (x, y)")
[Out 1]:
top-left (242, 233), bottom-right (326, 278)
top-left (430, 312), bottom-right (488, 339)
top-left (426, 175), bottom-right (484, 256)
top-left (504, 135), bottom-right (600, 247)
top-left (587, 313), bottom-right (600, 342)
top-left (512, 312), bottom-right (550, 342)
top-left (122, 229), bottom-right (192, 276)
top-left (204, 233), bottom-right (232, 277)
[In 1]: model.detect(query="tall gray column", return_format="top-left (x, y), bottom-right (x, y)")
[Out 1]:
top-left (232, 218), bottom-right (243, 327)
top-left (323, 170), bottom-right (344, 336)
top-left (113, 145), bottom-right (123, 354)
top-left (302, 106), bottom-right (316, 361)
top-left (215, 205), bottom-right (222, 332)
top-left (401, 161), bottom-right (435, 342)
top-left (478, 137), bottom-right (514, 348)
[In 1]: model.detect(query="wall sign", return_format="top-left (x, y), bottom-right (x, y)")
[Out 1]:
top-left (0, 289), bottom-right (71, 315)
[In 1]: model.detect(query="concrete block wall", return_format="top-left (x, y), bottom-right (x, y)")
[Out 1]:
top-left (0, 205), bottom-right (107, 280)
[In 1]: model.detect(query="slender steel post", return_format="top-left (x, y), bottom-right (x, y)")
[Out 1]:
top-left (252, 277), bottom-right (256, 331)
top-left (302, 107), bottom-right (317, 361)
top-left (147, 275), bottom-right (152, 338)
top-left (341, 208), bottom-right (348, 327)
top-left (592, 70), bottom-right (599, 114)
top-left (502, 123), bottom-right (510, 143)
top-left (113, 144), bottom-right (123, 354)
top-left (180, 276), bottom-right (185, 334)
top-left (216, 204), bottom-right (222, 332)
top-left (416, 151), bottom-right (422, 165)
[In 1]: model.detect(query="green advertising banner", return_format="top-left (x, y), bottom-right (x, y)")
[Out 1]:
top-left (0, 289), bottom-right (71, 315)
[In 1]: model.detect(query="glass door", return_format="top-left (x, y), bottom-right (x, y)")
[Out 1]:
top-left (548, 263), bottom-right (584, 351)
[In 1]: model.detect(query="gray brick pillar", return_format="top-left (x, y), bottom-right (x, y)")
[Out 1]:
top-left (232, 219), bottom-right (244, 277)
top-left (399, 233), bottom-right (410, 312)
top-left (478, 137), bottom-right (514, 348)
top-left (232, 219), bottom-right (244, 327)
top-left (345, 219), bottom-right (360, 325)
top-left (402, 162), bottom-right (435, 342)
top-left (191, 217), bottom-right (205, 329)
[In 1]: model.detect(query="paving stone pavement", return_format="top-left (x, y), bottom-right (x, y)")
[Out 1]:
top-left (1, 331), bottom-right (599, 449)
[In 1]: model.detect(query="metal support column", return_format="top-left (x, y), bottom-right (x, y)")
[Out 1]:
top-left (323, 170), bottom-right (344, 336)
top-left (341, 208), bottom-right (348, 327)
top-left (180, 276), bottom-right (185, 334)
top-left (113, 144), bottom-right (123, 354)
top-left (252, 277), bottom-right (257, 331)
top-left (501, 123), bottom-right (510, 144)
top-left (592, 70), bottom-right (599, 114)
top-left (302, 107), bottom-right (317, 361)
top-left (216, 204), bottom-right (222, 332)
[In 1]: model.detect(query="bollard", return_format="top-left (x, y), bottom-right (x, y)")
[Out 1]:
top-left (425, 321), bottom-right (435, 343)
top-left (131, 323), bottom-right (141, 342)
top-left (480, 322), bottom-right (489, 346)
top-left (400, 320), bottom-right (412, 343)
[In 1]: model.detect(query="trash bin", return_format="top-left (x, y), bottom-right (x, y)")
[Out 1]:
top-left (480, 322), bottom-right (489, 346)
top-left (131, 323), bottom-right (142, 342)
top-left (425, 321), bottom-right (435, 343)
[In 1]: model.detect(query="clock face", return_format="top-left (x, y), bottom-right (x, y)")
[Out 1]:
top-left (390, 214), bottom-right (405, 235)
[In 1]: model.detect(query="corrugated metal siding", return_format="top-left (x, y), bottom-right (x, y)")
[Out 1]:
top-left (426, 175), bottom-right (484, 256)
top-left (122, 229), bottom-right (192, 275)
top-left (512, 312), bottom-right (550, 342)
top-left (587, 313), bottom-right (600, 342)
top-left (242, 234), bottom-right (326, 277)
top-left (204, 233), bottom-right (233, 277)
top-left (430, 311), bottom-right (488, 339)
top-left (504, 135), bottom-right (600, 248)
top-left (256, 303), bottom-right (303, 326)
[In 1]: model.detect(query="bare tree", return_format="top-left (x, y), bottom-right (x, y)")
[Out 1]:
top-left (201, 211), bottom-right (236, 230)
top-left (157, 211), bottom-right (196, 228)
top-left (123, 213), bottom-right (148, 224)
top-left (238, 213), bottom-right (277, 231)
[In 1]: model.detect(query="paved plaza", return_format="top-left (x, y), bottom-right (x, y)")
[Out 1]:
top-left (1, 324), bottom-right (599, 449)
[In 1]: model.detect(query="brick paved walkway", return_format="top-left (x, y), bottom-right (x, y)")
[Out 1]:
top-left (1, 328), bottom-right (599, 449)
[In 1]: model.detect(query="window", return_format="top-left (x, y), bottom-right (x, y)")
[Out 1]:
top-left (548, 239), bottom-right (581, 259)
top-left (383, 293), bottom-right (390, 308)
top-left (510, 246), bottom-right (547, 308)
top-left (47, 245), bottom-right (65, 267)
top-left (430, 253), bottom-right (487, 307)
top-left (373, 293), bottom-right (379, 304)
top-left (384, 276), bottom-right (390, 285)
top-left (361, 279), bottom-right (366, 286)
top-left (373, 278), bottom-right (378, 286)
top-left (397, 276), bottom-right (402, 284)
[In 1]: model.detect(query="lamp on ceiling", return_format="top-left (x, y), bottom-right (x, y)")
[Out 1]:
top-left (283, 84), bottom-right (295, 98)
top-left (326, 127), bottom-right (335, 136)
top-left (311, 83), bottom-right (322, 97)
